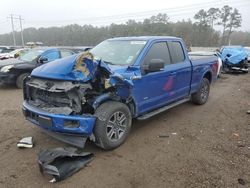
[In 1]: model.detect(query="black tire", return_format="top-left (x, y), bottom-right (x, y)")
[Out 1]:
top-left (16, 73), bottom-right (30, 89)
top-left (94, 101), bottom-right (132, 150)
top-left (192, 78), bottom-right (210, 105)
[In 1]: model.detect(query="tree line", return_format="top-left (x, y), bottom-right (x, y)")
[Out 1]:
top-left (193, 5), bottom-right (242, 46)
top-left (0, 5), bottom-right (248, 47)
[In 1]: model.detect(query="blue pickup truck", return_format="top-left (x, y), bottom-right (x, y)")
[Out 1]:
top-left (22, 36), bottom-right (218, 150)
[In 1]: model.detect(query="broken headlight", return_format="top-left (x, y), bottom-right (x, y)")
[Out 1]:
top-left (0, 65), bottom-right (14, 72)
top-left (104, 78), bottom-right (111, 89)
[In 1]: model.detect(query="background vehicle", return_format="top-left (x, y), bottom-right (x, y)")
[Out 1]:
top-left (219, 46), bottom-right (248, 73)
top-left (0, 47), bottom-right (75, 88)
top-left (0, 48), bottom-right (29, 60)
top-left (0, 47), bottom-right (6, 53)
top-left (22, 36), bottom-right (218, 150)
top-left (189, 51), bottom-right (223, 77)
top-left (0, 46), bottom-right (16, 54)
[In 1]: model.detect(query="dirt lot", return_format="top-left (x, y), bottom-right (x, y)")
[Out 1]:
top-left (0, 73), bottom-right (249, 188)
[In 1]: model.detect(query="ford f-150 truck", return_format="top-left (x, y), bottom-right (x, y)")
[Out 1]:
top-left (22, 36), bottom-right (218, 150)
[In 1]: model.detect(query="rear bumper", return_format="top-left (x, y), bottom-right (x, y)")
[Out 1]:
top-left (0, 72), bottom-right (16, 84)
top-left (230, 67), bottom-right (248, 72)
top-left (22, 101), bottom-right (96, 137)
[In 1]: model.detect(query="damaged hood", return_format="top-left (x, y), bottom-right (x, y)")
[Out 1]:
top-left (31, 52), bottom-right (134, 89)
top-left (31, 54), bottom-right (112, 82)
top-left (221, 47), bottom-right (248, 65)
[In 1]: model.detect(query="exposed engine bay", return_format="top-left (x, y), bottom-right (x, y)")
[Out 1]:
top-left (24, 52), bottom-right (131, 116)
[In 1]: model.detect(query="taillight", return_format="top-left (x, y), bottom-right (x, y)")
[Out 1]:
top-left (212, 60), bottom-right (219, 73)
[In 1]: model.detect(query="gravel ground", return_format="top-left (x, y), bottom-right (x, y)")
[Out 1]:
top-left (0, 73), bottom-right (249, 188)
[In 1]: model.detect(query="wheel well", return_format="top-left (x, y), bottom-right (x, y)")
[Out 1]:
top-left (127, 100), bottom-right (136, 117)
top-left (92, 92), bottom-right (136, 117)
top-left (204, 72), bottom-right (212, 83)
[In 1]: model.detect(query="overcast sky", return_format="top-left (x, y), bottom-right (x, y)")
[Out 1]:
top-left (0, 0), bottom-right (249, 34)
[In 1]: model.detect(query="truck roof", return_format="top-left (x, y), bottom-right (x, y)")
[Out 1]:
top-left (32, 47), bottom-right (76, 51)
top-left (108, 36), bottom-right (182, 42)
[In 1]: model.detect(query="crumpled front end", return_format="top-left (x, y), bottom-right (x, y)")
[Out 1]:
top-left (22, 76), bottom-right (97, 147)
top-left (22, 52), bottom-right (133, 147)
top-left (24, 77), bottom-right (93, 115)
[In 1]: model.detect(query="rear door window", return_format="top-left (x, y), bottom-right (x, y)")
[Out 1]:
top-left (144, 42), bottom-right (171, 65)
top-left (168, 41), bottom-right (185, 63)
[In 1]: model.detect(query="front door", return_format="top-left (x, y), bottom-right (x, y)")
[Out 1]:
top-left (133, 42), bottom-right (175, 114)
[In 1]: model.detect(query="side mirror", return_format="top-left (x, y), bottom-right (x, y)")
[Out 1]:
top-left (38, 57), bottom-right (48, 64)
top-left (142, 59), bottom-right (165, 74)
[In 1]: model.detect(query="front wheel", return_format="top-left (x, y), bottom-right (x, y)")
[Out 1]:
top-left (16, 73), bottom-right (30, 89)
top-left (192, 78), bottom-right (210, 105)
top-left (94, 101), bottom-right (132, 150)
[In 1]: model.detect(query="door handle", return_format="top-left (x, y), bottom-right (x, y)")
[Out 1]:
top-left (170, 71), bottom-right (177, 75)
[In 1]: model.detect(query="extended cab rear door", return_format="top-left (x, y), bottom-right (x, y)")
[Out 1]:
top-left (167, 40), bottom-right (192, 100)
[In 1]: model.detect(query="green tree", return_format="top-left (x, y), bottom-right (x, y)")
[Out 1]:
top-left (194, 9), bottom-right (209, 26)
top-left (217, 5), bottom-right (241, 45)
top-left (218, 5), bottom-right (232, 41)
top-left (207, 8), bottom-right (221, 29)
top-left (226, 8), bottom-right (242, 44)
top-left (194, 9), bottom-right (210, 46)
top-left (207, 8), bottom-right (221, 46)
top-left (150, 13), bottom-right (169, 24)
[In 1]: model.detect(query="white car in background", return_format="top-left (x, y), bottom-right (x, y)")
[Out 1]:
top-left (189, 51), bottom-right (223, 77)
top-left (0, 48), bottom-right (28, 60)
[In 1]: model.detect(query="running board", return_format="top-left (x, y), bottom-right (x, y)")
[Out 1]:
top-left (137, 98), bottom-right (190, 120)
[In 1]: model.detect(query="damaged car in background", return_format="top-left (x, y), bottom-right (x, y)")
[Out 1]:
top-left (22, 36), bottom-right (219, 150)
top-left (220, 46), bottom-right (249, 73)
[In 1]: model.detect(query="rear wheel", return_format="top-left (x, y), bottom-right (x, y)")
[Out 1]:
top-left (16, 73), bottom-right (29, 89)
top-left (192, 78), bottom-right (210, 105)
top-left (94, 101), bottom-right (132, 150)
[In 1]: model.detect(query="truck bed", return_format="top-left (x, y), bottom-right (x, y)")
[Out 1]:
top-left (189, 54), bottom-right (217, 61)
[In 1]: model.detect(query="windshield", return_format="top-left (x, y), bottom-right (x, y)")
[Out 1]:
top-left (19, 49), bottom-right (44, 62)
top-left (90, 40), bottom-right (146, 65)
